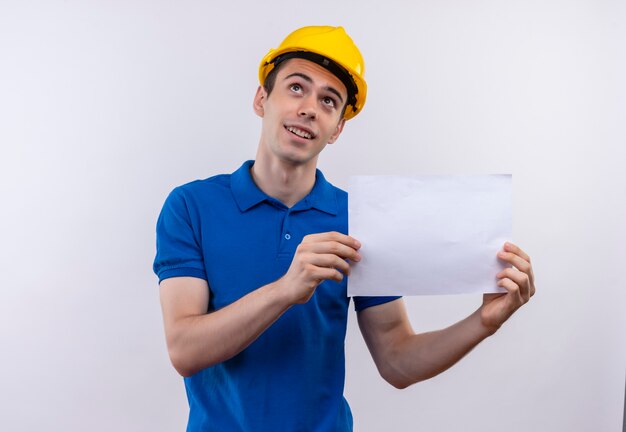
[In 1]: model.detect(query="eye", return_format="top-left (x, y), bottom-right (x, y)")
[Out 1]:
top-left (290, 84), bottom-right (302, 93)
top-left (322, 96), bottom-right (336, 108)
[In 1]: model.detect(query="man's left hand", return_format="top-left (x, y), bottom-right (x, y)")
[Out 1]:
top-left (481, 242), bottom-right (536, 333)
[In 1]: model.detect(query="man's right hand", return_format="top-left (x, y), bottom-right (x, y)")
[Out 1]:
top-left (276, 231), bottom-right (362, 304)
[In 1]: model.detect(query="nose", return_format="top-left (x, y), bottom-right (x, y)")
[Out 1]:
top-left (298, 95), bottom-right (317, 120)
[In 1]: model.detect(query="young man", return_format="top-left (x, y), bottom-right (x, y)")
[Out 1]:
top-left (154, 26), bottom-right (536, 432)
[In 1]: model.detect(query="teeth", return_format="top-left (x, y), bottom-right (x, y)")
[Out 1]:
top-left (287, 126), bottom-right (312, 139)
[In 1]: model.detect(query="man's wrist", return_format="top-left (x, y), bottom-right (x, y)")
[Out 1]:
top-left (471, 307), bottom-right (500, 339)
top-left (475, 305), bottom-right (502, 338)
top-left (265, 277), bottom-right (297, 310)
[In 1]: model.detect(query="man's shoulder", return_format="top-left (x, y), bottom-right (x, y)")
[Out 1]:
top-left (171, 172), bottom-right (233, 198)
top-left (159, 172), bottom-right (235, 216)
top-left (178, 172), bottom-right (230, 189)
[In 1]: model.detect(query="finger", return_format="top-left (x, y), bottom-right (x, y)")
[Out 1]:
top-left (308, 253), bottom-right (351, 275)
top-left (496, 278), bottom-right (523, 302)
top-left (497, 250), bottom-right (531, 274)
top-left (303, 232), bottom-right (361, 250)
top-left (505, 243), bottom-right (535, 285)
top-left (496, 267), bottom-right (528, 286)
top-left (325, 232), bottom-right (361, 250)
top-left (497, 269), bottom-right (531, 301)
top-left (304, 240), bottom-right (361, 262)
top-left (315, 266), bottom-right (344, 283)
top-left (498, 250), bottom-right (535, 287)
top-left (503, 242), bottom-right (530, 263)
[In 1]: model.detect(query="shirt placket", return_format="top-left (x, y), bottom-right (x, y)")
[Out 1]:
top-left (277, 207), bottom-right (294, 258)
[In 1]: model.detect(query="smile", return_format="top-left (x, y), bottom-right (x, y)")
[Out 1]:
top-left (285, 125), bottom-right (314, 140)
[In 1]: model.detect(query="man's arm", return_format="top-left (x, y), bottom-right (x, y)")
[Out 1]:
top-left (159, 232), bottom-right (361, 377)
top-left (358, 242), bottom-right (535, 389)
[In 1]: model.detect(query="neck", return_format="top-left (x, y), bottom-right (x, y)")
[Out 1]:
top-left (251, 153), bottom-right (318, 208)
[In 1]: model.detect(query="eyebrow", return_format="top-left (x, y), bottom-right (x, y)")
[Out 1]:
top-left (284, 72), bottom-right (345, 104)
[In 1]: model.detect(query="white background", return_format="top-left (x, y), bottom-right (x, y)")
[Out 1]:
top-left (1, 1), bottom-right (625, 431)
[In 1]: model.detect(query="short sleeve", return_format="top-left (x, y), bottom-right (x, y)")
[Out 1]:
top-left (153, 187), bottom-right (207, 283)
top-left (352, 296), bottom-right (402, 312)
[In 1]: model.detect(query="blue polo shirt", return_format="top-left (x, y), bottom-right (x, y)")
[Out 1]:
top-left (154, 160), bottom-right (399, 432)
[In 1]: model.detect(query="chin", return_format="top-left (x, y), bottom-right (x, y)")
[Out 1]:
top-left (279, 154), bottom-right (315, 166)
top-left (276, 148), bottom-right (320, 165)
top-left (265, 137), bottom-right (324, 167)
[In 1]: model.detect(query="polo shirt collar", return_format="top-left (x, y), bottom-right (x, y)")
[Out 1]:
top-left (301, 169), bottom-right (338, 215)
top-left (231, 160), bottom-right (338, 215)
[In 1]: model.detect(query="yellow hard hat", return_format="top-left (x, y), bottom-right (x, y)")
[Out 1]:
top-left (259, 26), bottom-right (367, 120)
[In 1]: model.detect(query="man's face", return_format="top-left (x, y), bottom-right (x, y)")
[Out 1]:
top-left (253, 58), bottom-right (348, 167)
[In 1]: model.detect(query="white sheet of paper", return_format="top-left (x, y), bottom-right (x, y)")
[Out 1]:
top-left (348, 175), bottom-right (512, 296)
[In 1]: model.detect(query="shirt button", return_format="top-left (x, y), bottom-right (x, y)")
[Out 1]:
top-left (284, 233), bottom-right (291, 240)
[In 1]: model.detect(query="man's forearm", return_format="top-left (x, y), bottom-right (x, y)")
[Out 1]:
top-left (378, 307), bottom-right (495, 388)
top-left (166, 280), bottom-right (292, 377)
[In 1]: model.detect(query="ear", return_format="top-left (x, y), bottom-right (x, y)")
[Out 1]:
top-left (253, 86), bottom-right (266, 118)
top-left (327, 118), bottom-right (346, 144)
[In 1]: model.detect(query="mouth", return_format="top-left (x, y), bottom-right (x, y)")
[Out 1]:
top-left (284, 125), bottom-right (316, 140)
